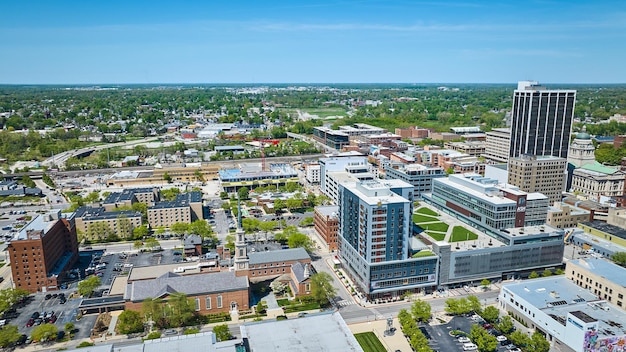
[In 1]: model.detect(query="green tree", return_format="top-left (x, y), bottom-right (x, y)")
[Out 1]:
top-left (287, 231), bottom-right (314, 252)
top-left (142, 297), bottom-right (165, 329)
top-left (237, 187), bottom-right (249, 200)
top-left (144, 237), bottom-right (160, 251)
top-left (529, 271), bottom-right (540, 279)
top-left (529, 331), bottom-right (550, 352)
top-left (161, 187), bottom-right (181, 201)
top-left (20, 175), bottom-right (36, 188)
top-left (212, 324), bottom-right (232, 342)
top-left (496, 315), bottom-right (514, 334)
top-left (132, 202), bottom-right (148, 219)
top-left (542, 269), bottom-right (553, 277)
top-left (470, 324), bottom-right (497, 352)
top-left (274, 199), bottom-right (285, 212)
top-left (167, 292), bottom-right (195, 327)
top-left (64, 322), bottom-right (75, 333)
top-left (170, 222), bottom-right (189, 236)
top-left (467, 295), bottom-right (482, 313)
top-left (509, 331), bottom-right (531, 349)
top-left (224, 235), bottom-right (236, 253)
top-left (163, 172), bottom-right (172, 183)
top-left (0, 288), bottom-right (29, 313)
top-left (144, 331), bottom-right (162, 340)
top-left (117, 310), bottom-right (144, 334)
top-left (299, 217), bottom-right (314, 227)
top-left (77, 276), bottom-right (101, 296)
top-left (31, 323), bottom-right (58, 342)
top-left (84, 191), bottom-right (100, 204)
top-left (0, 325), bottom-right (21, 348)
top-left (133, 240), bottom-right (144, 250)
top-left (117, 215), bottom-right (133, 240)
top-left (133, 225), bottom-right (149, 240)
top-left (256, 301), bottom-right (267, 315)
top-left (611, 252), bottom-right (626, 266)
top-left (189, 220), bottom-right (214, 239)
top-left (481, 306), bottom-right (500, 324)
top-left (411, 299), bottom-right (431, 323)
top-left (480, 279), bottom-right (491, 290)
top-left (310, 272), bottom-right (337, 306)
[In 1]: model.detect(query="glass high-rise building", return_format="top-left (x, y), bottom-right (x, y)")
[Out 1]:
top-left (509, 81), bottom-right (576, 159)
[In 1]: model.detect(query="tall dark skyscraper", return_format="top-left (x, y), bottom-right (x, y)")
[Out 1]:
top-left (509, 81), bottom-right (576, 159)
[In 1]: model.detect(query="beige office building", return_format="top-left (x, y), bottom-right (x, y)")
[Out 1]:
top-left (546, 202), bottom-right (591, 229)
top-left (566, 258), bottom-right (626, 311)
top-left (508, 154), bottom-right (567, 205)
top-left (482, 128), bottom-right (510, 163)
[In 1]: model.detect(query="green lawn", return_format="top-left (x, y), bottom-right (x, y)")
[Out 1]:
top-left (412, 250), bottom-right (436, 258)
top-left (418, 222), bottom-right (449, 233)
top-left (423, 231), bottom-right (446, 241)
top-left (416, 207), bottom-right (439, 216)
top-left (449, 226), bottom-right (479, 242)
top-left (413, 214), bottom-right (439, 223)
top-left (354, 332), bottom-right (386, 352)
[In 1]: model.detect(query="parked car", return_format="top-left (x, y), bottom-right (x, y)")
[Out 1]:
top-left (25, 319), bottom-right (34, 327)
top-left (164, 329), bottom-right (178, 335)
top-left (496, 335), bottom-right (508, 342)
top-left (458, 336), bottom-right (471, 343)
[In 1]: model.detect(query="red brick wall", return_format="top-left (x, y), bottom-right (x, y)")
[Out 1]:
top-left (125, 289), bottom-right (250, 314)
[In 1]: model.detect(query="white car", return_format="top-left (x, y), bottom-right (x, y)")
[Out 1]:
top-left (458, 336), bottom-right (471, 343)
top-left (497, 335), bottom-right (508, 342)
top-left (463, 343), bottom-right (478, 351)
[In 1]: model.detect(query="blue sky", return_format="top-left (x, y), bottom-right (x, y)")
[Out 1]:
top-left (1, 0), bottom-right (625, 84)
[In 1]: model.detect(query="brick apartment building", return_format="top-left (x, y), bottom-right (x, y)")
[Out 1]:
top-left (314, 206), bottom-right (339, 252)
top-left (8, 212), bottom-right (79, 293)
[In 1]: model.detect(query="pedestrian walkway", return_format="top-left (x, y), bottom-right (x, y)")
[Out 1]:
top-left (108, 311), bottom-right (121, 336)
top-left (349, 317), bottom-right (412, 352)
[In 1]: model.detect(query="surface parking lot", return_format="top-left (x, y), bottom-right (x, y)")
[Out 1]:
top-left (421, 316), bottom-right (516, 352)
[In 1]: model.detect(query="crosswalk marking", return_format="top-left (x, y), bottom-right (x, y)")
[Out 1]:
top-left (336, 300), bottom-right (356, 307)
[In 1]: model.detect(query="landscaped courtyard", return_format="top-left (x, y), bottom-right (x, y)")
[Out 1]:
top-left (449, 226), bottom-right (479, 242)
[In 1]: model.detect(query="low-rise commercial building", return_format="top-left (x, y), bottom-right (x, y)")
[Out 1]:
top-left (444, 141), bottom-right (486, 157)
top-left (304, 163), bottom-right (320, 184)
top-left (578, 221), bottom-right (626, 249)
top-left (566, 258), bottom-right (626, 310)
top-left (546, 202), bottom-right (591, 229)
top-left (219, 163), bottom-right (299, 193)
top-left (313, 123), bottom-right (387, 149)
top-left (499, 276), bottom-right (626, 352)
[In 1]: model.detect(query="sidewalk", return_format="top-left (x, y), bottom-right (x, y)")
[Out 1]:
top-left (349, 317), bottom-right (411, 352)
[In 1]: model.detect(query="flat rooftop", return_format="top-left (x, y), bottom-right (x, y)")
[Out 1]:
top-left (581, 221), bottom-right (626, 241)
top-left (568, 258), bottom-right (626, 287)
top-left (503, 276), bottom-right (626, 339)
top-left (242, 312), bottom-right (363, 352)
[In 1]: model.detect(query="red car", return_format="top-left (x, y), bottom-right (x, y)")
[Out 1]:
top-left (49, 315), bottom-right (57, 324)
top-left (25, 318), bottom-right (34, 327)
top-left (482, 323), bottom-right (493, 330)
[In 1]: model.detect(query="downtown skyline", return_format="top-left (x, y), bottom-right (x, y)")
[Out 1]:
top-left (1, 0), bottom-right (626, 84)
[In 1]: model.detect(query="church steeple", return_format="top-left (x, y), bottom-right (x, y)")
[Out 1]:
top-left (234, 194), bottom-right (248, 271)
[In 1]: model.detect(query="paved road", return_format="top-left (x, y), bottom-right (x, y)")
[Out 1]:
top-left (87, 239), bottom-right (182, 254)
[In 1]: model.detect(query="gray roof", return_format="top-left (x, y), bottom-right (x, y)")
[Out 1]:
top-left (568, 258), bottom-right (626, 287)
top-left (103, 187), bottom-right (155, 204)
top-left (315, 205), bottom-right (339, 218)
top-left (149, 191), bottom-right (202, 210)
top-left (125, 271), bottom-right (248, 302)
top-left (74, 206), bottom-right (141, 221)
top-left (248, 247), bottom-right (310, 265)
top-left (291, 262), bottom-right (310, 284)
top-left (243, 312), bottom-right (363, 351)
